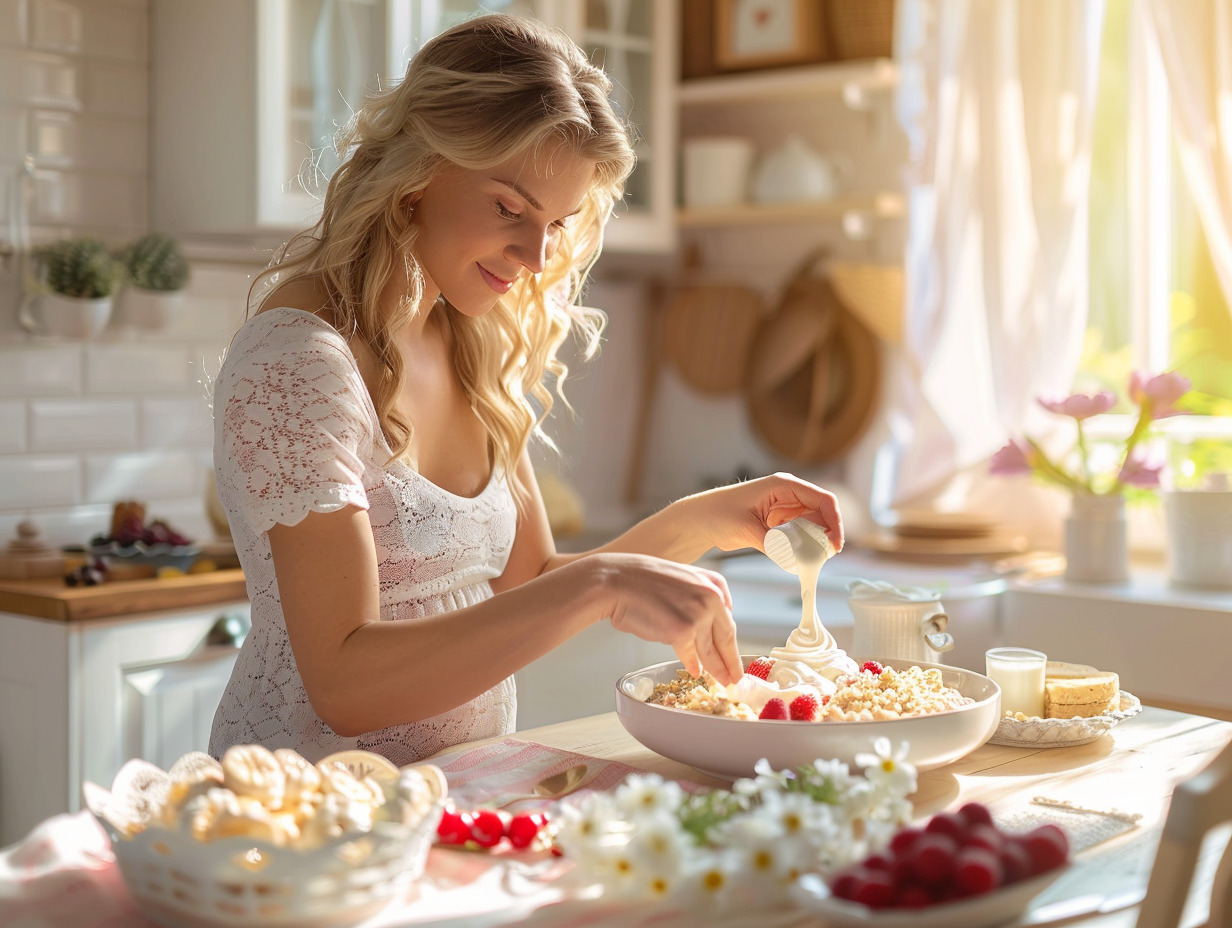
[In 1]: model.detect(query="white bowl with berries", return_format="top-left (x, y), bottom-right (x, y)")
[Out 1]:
top-left (794, 801), bottom-right (1072, 926)
top-left (615, 656), bottom-right (1001, 780)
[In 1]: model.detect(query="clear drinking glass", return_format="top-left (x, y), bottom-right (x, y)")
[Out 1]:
top-left (985, 647), bottom-right (1047, 718)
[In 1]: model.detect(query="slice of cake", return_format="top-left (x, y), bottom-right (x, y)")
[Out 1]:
top-left (1044, 661), bottom-right (1120, 719)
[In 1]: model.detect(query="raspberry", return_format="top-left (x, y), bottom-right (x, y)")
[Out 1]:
top-left (897, 884), bottom-right (934, 908)
top-left (746, 657), bottom-right (775, 680)
top-left (788, 693), bottom-right (820, 721)
top-left (1022, 824), bottom-right (1069, 875)
top-left (955, 846), bottom-right (1004, 896)
top-left (759, 698), bottom-right (788, 720)
top-left (850, 868), bottom-right (896, 908)
top-left (830, 867), bottom-right (862, 900)
top-left (962, 823), bottom-right (1005, 855)
top-left (889, 826), bottom-right (924, 857)
top-left (861, 660), bottom-right (884, 675)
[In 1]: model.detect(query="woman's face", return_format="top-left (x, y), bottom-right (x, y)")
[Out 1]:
top-left (410, 143), bottom-right (596, 316)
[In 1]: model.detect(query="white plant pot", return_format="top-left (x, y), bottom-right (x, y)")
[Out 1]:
top-left (115, 286), bottom-right (184, 330)
top-left (21, 292), bottom-right (113, 338)
top-left (1163, 489), bottom-right (1232, 590)
top-left (1064, 492), bottom-right (1128, 583)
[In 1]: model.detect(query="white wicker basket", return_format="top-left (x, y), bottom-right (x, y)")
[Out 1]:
top-left (85, 755), bottom-right (446, 928)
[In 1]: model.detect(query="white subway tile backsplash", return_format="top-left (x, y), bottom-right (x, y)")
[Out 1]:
top-left (19, 501), bottom-right (110, 546)
top-left (82, 57), bottom-right (145, 118)
top-left (0, 0), bottom-right (27, 46)
top-left (0, 106), bottom-right (27, 161)
top-left (86, 343), bottom-right (192, 392)
top-left (30, 0), bottom-right (84, 54)
top-left (28, 108), bottom-right (76, 166)
top-left (141, 396), bottom-right (212, 450)
top-left (0, 50), bottom-right (79, 109)
top-left (31, 398), bottom-right (137, 451)
top-left (0, 345), bottom-right (82, 396)
top-left (0, 455), bottom-right (81, 508)
top-left (85, 449), bottom-right (204, 502)
top-left (0, 401), bottom-right (27, 453)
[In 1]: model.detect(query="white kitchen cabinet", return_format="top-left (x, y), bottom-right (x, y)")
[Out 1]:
top-left (151, 0), bottom-right (412, 237)
top-left (151, 0), bottom-right (677, 252)
top-left (0, 603), bottom-right (249, 847)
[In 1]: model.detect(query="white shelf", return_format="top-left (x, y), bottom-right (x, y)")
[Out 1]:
top-left (677, 193), bottom-right (904, 229)
top-left (676, 58), bottom-right (898, 107)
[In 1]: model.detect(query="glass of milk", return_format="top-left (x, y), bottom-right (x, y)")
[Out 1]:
top-left (985, 647), bottom-right (1047, 717)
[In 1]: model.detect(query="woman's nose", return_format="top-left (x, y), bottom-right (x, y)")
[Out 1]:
top-left (507, 224), bottom-right (554, 274)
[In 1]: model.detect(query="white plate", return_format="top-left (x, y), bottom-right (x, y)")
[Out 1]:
top-left (988, 692), bottom-right (1142, 748)
top-left (615, 657), bottom-right (1001, 780)
top-left (793, 866), bottom-right (1069, 928)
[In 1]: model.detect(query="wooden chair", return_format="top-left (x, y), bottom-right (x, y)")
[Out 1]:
top-left (1137, 738), bottom-right (1232, 927)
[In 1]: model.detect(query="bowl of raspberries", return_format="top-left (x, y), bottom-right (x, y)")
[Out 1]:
top-left (798, 801), bottom-right (1071, 926)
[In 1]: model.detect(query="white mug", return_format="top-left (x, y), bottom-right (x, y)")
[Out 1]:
top-left (681, 137), bottom-right (754, 209)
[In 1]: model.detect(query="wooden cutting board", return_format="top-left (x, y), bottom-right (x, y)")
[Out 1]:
top-left (0, 569), bottom-right (248, 622)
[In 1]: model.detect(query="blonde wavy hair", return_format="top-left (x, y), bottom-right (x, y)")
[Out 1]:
top-left (250, 13), bottom-right (635, 494)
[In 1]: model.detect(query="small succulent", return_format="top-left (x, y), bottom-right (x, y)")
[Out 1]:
top-left (35, 238), bottom-right (125, 299)
top-left (117, 232), bottom-right (189, 292)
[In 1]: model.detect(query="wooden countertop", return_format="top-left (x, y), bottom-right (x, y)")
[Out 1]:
top-left (0, 569), bottom-right (248, 622)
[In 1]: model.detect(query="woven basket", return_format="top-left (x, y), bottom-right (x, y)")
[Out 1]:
top-left (826, 261), bottom-right (904, 344)
top-left (826, 0), bottom-right (896, 60)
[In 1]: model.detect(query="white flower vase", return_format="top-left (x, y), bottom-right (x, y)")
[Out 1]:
top-left (115, 286), bottom-right (183, 330)
top-left (1064, 492), bottom-right (1129, 583)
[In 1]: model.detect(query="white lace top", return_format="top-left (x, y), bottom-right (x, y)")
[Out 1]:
top-left (209, 307), bottom-right (519, 766)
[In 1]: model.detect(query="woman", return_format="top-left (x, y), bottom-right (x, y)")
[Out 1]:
top-left (209, 13), bottom-right (844, 765)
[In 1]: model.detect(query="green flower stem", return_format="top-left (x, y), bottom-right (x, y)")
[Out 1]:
top-left (1025, 437), bottom-right (1091, 493)
top-left (1112, 404), bottom-right (1154, 493)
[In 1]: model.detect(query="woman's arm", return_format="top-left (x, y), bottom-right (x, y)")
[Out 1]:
top-left (267, 503), bottom-right (740, 737)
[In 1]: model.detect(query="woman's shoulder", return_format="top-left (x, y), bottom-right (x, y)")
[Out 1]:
top-left (225, 307), bottom-right (353, 368)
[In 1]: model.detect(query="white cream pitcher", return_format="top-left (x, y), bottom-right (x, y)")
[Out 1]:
top-left (847, 579), bottom-right (955, 665)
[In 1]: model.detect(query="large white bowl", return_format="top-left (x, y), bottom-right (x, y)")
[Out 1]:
top-left (616, 657), bottom-right (1001, 780)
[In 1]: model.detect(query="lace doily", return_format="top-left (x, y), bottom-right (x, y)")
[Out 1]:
top-left (989, 691), bottom-right (1142, 748)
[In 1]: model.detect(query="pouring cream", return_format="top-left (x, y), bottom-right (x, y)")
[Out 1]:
top-left (762, 518), bottom-right (858, 682)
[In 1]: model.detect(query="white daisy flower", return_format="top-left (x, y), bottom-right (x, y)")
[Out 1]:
top-left (855, 737), bottom-right (917, 796)
top-left (613, 772), bottom-right (685, 821)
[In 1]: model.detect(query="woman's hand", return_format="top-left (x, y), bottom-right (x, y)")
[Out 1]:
top-left (682, 472), bottom-right (845, 556)
top-left (586, 553), bottom-right (742, 685)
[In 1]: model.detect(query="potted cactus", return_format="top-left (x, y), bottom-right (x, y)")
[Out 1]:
top-left (114, 232), bottom-right (190, 330)
top-left (23, 238), bottom-right (124, 338)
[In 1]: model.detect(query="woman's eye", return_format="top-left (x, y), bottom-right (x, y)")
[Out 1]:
top-left (496, 201), bottom-right (521, 220)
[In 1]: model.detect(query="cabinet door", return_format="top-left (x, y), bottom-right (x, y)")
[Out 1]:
top-left (74, 605), bottom-right (250, 805)
top-left (560, 0), bottom-right (678, 252)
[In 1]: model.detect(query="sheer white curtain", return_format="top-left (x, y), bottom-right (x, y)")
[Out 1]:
top-left (1142, 0), bottom-right (1232, 308)
top-left (847, 0), bottom-right (1105, 540)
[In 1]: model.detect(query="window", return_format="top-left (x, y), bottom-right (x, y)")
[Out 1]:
top-left (1080, 0), bottom-right (1232, 487)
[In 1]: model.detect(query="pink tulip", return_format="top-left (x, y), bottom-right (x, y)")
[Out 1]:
top-left (990, 438), bottom-right (1033, 476)
top-left (1118, 451), bottom-right (1163, 489)
top-left (1037, 391), bottom-right (1116, 420)
top-left (1128, 371), bottom-right (1191, 419)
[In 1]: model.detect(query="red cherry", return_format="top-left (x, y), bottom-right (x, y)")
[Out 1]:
top-left (955, 846), bottom-right (1004, 896)
top-left (436, 805), bottom-right (474, 845)
top-left (957, 802), bottom-right (994, 828)
top-left (962, 823), bottom-right (1005, 855)
top-left (1022, 824), bottom-right (1069, 874)
top-left (469, 809), bottom-right (506, 848)
top-left (906, 833), bottom-right (958, 886)
top-left (507, 811), bottom-right (548, 849)
top-left (850, 868), bottom-right (896, 908)
top-left (888, 826), bottom-right (924, 857)
top-left (1000, 838), bottom-right (1033, 883)
top-left (897, 883), bottom-right (934, 908)
top-left (924, 810), bottom-right (967, 841)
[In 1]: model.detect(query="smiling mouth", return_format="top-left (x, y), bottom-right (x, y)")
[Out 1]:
top-left (478, 264), bottom-right (515, 293)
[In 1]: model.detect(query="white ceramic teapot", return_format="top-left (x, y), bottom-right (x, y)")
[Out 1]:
top-left (751, 135), bottom-right (844, 204)
top-left (847, 579), bottom-right (955, 665)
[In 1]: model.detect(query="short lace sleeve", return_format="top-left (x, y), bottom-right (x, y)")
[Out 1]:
top-left (214, 310), bottom-right (375, 535)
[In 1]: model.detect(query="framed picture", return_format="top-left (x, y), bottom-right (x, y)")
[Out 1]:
top-left (713, 0), bottom-right (828, 72)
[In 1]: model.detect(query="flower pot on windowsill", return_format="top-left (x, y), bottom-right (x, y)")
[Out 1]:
top-left (20, 291), bottom-right (113, 339)
top-left (114, 286), bottom-right (184, 330)
top-left (1162, 484), bottom-right (1232, 590)
top-left (1064, 492), bottom-right (1129, 583)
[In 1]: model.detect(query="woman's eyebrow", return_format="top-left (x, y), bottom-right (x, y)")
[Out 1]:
top-left (495, 178), bottom-right (583, 218)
